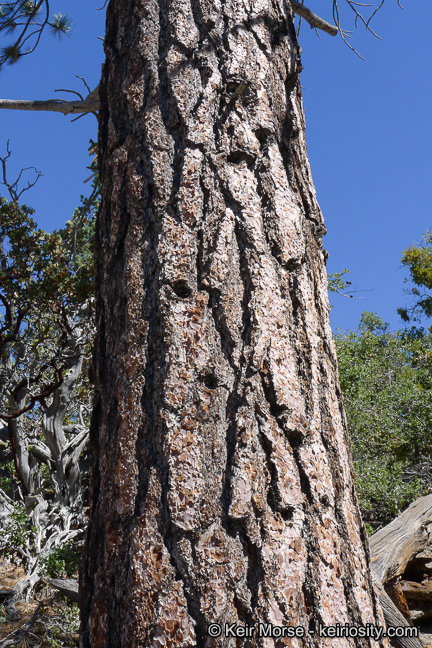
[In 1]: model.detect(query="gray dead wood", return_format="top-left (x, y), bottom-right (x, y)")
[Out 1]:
top-left (0, 99), bottom-right (99, 115)
top-left (373, 582), bottom-right (423, 648)
top-left (291, 1), bottom-right (338, 36)
top-left (369, 494), bottom-right (432, 648)
top-left (47, 578), bottom-right (79, 603)
top-left (0, 589), bottom-right (14, 598)
top-left (400, 581), bottom-right (432, 602)
top-left (409, 605), bottom-right (432, 623)
top-left (370, 495), bottom-right (432, 584)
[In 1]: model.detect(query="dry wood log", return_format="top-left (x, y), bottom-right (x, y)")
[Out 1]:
top-left (386, 581), bottom-right (412, 625)
top-left (369, 494), bottom-right (432, 648)
top-left (415, 547), bottom-right (432, 560)
top-left (370, 494), bottom-right (432, 584)
top-left (0, 589), bottom-right (14, 598)
top-left (47, 578), bottom-right (79, 603)
top-left (409, 605), bottom-right (432, 623)
top-left (400, 580), bottom-right (432, 602)
top-left (373, 582), bottom-right (423, 648)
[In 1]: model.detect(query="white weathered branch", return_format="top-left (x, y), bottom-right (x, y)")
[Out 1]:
top-left (61, 428), bottom-right (88, 457)
top-left (0, 98), bottom-right (99, 115)
top-left (291, 1), bottom-right (338, 36)
top-left (369, 494), bottom-right (432, 648)
top-left (370, 494), bottom-right (432, 584)
top-left (28, 443), bottom-right (51, 465)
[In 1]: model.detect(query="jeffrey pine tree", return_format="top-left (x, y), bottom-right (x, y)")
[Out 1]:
top-left (77, 0), bottom-right (405, 646)
top-left (0, 0), bottom-right (409, 646)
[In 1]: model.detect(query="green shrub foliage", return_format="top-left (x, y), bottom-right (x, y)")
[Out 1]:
top-left (0, 194), bottom-right (95, 420)
top-left (398, 230), bottom-right (432, 323)
top-left (40, 541), bottom-right (80, 578)
top-left (335, 312), bottom-right (432, 530)
top-left (0, 503), bottom-right (36, 556)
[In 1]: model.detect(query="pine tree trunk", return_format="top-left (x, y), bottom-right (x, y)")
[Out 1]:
top-left (81, 0), bottom-right (389, 646)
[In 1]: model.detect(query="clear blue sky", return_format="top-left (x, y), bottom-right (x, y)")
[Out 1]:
top-left (1, 1), bottom-right (431, 333)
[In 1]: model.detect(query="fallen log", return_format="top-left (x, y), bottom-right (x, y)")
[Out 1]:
top-left (373, 582), bottom-right (423, 648)
top-left (369, 495), bottom-right (432, 584)
top-left (409, 605), bottom-right (432, 623)
top-left (47, 578), bottom-right (79, 603)
top-left (400, 580), bottom-right (432, 602)
top-left (369, 494), bottom-right (432, 648)
top-left (0, 589), bottom-right (14, 598)
top-left (385, 581), bottom-right (412, 626)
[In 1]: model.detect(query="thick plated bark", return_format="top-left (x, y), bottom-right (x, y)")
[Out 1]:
top-left (81, 0), bottom-right (388, 646)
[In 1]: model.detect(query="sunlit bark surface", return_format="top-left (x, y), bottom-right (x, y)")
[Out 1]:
top-left (80, 0), bottom-right (389, 645)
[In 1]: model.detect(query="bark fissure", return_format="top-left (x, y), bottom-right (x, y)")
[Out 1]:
top-left (81, 0), bottom-right (391, 645)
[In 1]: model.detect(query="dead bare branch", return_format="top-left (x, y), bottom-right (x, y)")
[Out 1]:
top-left (0, 98), bottom-right (99, 116)
top-left (291, 1), bottom-right (338, 36)
top-left (0, 141), bottom-right (43, 202)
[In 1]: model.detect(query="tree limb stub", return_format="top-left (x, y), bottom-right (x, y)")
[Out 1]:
top-left (0, 99), bottom-right (99, 115)
top-left (291, 1), bottom-right (338, 36)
